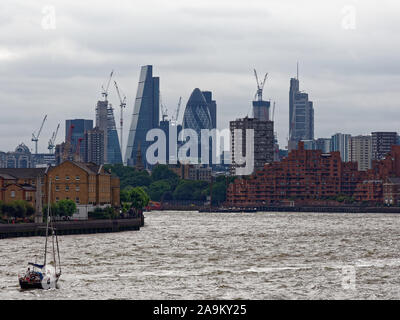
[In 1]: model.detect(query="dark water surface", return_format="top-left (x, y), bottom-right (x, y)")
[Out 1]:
top-left (1, 211), bottom-right (400, 299)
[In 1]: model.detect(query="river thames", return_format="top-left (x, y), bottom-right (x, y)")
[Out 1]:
top-left (1, 211), bottom-right (400, 299)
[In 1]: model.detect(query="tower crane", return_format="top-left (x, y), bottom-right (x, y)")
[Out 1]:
top-left (114, 80), bottom-right (127, 151)
top-left (101, 70), bottom-right (114, 102)
top-left (159, 93), bottom-right (168, 121)
top-left (172, 97), bottom-right (182, 124)
top-left (48, 123), bottom-right (60, 154)
top-left (254, 69), bottom-right (268, 101)
top-left (32, 115), bottom-right (47, 154)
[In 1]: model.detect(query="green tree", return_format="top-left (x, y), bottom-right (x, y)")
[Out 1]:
top-left (13, 200), bottom-right (27, 218)
top-left (129, 187), bottom-right (150, 211)
top-left (148, 180), bottom-right (172, 201)
top-left (57, 199), bottom-right (77, 217)
top-left (151, 165), bottom-right (179, 188)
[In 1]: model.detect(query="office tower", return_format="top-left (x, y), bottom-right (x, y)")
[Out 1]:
top-left (372, 132), bottom-right (398, 160)
top-left (84, 127), bottom-right (105, 165)
top-left (125, 65), bottom-right (160, 167)
top-left (202, 91), bottom-right (217, 129)
top-left (230, 117), bottom-right (274, 175)
top-left (349, 135), bottom-right (372, 171)
top-left (331, 133), bottom-right (351, 162)
top-left (106, 107), bottom-right (123, 164)
top-left (182, 88), bottom-right (214, 163)
top-left (66, 119), bottom-right (93, 159)
top-left (96, 100), bottom-right (109, 162)
top-left (159, 119), bottom-right (183, 164)
top-left (288, 73), bottom-right (314, 151)
top-left (315, 138), bottom-right (332, 153)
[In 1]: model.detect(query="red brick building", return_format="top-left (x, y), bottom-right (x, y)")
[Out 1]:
top-left (226, 143), bottom-right (400, 207)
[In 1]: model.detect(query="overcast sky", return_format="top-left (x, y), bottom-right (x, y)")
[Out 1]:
top-left (1, 0), bottom-right (399, 157)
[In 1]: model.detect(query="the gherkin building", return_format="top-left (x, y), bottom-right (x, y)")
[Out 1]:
top-left (182, 88), bottom-right (213, 135)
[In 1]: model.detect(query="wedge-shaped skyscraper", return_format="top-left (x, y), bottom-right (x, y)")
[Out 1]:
top-left (125, 65), bottom-right (160, 167)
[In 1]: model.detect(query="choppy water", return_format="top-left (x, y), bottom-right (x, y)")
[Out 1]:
top-left (1, 211), bottom-right (400, 299)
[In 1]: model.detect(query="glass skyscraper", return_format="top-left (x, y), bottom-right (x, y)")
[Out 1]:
top-left (182, 88), bottom-right (214, 163)
top-left (288, 76), bottom-right (314, 151)
top-left (107, 107), bottom-right (123, 164)
top-left (66, 119), bottom-right (93, 158)
top-left (125, 65), bottom-right (160, 167)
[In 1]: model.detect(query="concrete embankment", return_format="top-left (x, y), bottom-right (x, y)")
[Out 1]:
top-left (198, 206), bottom-right (400, 214)
top-left (0, 217), bottom-right (144, 239)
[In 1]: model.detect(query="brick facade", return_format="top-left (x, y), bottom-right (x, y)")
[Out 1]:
top-left (227, 143), bottom-right (400, 207)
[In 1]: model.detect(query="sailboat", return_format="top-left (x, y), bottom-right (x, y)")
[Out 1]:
top-left (18, 178), bottom-right (62, 290)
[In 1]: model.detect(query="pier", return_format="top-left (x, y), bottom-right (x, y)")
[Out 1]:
top-left (0, 217), bottom-right (144, 239)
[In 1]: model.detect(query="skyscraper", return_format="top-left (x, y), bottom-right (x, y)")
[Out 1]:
top-left (288, 73), bottom-right (314, 151)
top-left (125, 65), bottom-right (160, 167)
top-left (83, 127), bottom-right (105, 165)
top-left (331, 133), bottom-right (351, 162)
top-left (96, 100), bottom-right (108, 162)
top-left (202, 91), bottom-right (217, 129)
top-left (349, 135), bottom-right (372, 171)
top-left (66, 119), bottom-right (93, 159)
top-left (182, 88), bottom-right (213, 163)
top-left (230, 117), bottom-right (274, 175)
top-left (106, 107), bottom-right (123, 164)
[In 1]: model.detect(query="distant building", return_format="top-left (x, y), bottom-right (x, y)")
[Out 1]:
top-left (32, 153), bottom-right (56, 168)
top-left (302, 140), bottom-right (316, 150)
top-left (349, 135), bottom-right (372, 171)
top-left (3, 143), bottom-right (33, 168)
top-left (230, 117), bottom-right (274, 175)
top-left (125, 65), bottom-right (160, 168)
top-left (106, 107), bottom-right (123, 164)
top-left (169, 162), bottom-right (212, 182)
top-left (315, 138), bottom-right (331, 153)
top-left (83, 127), bottom-right (105, 165)
top-left (0, 161), bottom-right (121, 220)
top-left (66, 119), bottom-right (93, 158)
top-left (331, 133), bottom-right (351, 162)
top-left (0, 151), bottom-right (6, 168)
top-left (202, 91), bottom-right (217, 129)
top-left (182, 88), bottom-right (214, 164)
top-left (288, 76), bottom-right (314, 151)
top-left (372, 132), bottom-right (398, 160)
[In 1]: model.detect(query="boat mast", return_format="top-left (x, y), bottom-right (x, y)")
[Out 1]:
top-left (44, 178), bottom-right (52, 266)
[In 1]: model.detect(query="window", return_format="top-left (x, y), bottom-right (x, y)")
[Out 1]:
top-left (76, 197), bottom-right (80, 204)
top-left (11, 191), bottom-right (15, 198)
top-left (76, 185), bottom-right (80, 192)
top-left (55, 176), bottom-right (60, 181)
top-left (66, 176), bottom-right (70, 181)
top-left (66, 185), bottom-right (69, 192)
top-left (76, 176), bottom-right (80, 181)
top-left (56, 197), bottom-right (59, 202)
top-left (55, 185), bottom-right (60, 192)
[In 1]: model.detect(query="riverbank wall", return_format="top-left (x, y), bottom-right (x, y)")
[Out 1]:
top-left (0, 217), bottom-right (144, 239)
top-left (198, 206), bottom-right (400, 213)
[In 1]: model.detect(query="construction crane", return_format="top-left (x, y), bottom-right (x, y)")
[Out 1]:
top-left (114, 80), bottom-right (126, 151)
top-left (74, 138), bottom-right (84, 162)
top-left (254, 69), bottom-right (268, 101)
top-left (32, 115), bottom-right (47, 154)
top-left (159, 93), bottom-right (168, 121)
top-left (48, 123), bottom-right (60, 154)
top-left (101, 70), bottom-right (114, 102)
top-left (171, 97), bottom-right (182, 124)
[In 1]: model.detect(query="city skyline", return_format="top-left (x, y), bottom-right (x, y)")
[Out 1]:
top-left (1, 1), bottom-right (400, 154)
